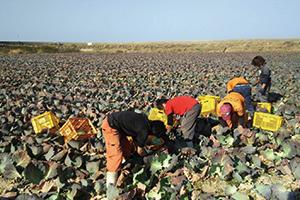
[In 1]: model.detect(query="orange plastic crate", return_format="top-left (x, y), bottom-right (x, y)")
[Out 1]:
top-left (31, 111), bottom-right (60, 134)
top-left (59, 118), bottom-right (97, 142)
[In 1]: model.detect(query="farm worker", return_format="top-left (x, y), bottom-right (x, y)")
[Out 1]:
top-left (216, 92), bottom-right (247, 129)
top-left (251, 56), bottom-right (271, 102)
top-left (101, 111), bottom-right (166, 189)
top-left (226, 77), bottom-right (255, 116)
top-left (156, 96), bottom-right (201, 147)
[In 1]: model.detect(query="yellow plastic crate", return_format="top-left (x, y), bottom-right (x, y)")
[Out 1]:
top-left (31, 111), bottom-right (60, 134)
top-left (59, 118), bottom-right (97, 143)
top-left (254, 102), bottom-right (272, 113)
top-left (148, 108), bottom-right (168, 125)
top-left (253, 112), bottom-right (283, 132)
top-left (198, 95), bottom-right (221, 116)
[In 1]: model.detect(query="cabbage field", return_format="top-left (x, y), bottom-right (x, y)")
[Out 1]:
top-left (0, 52), bottom-right (300, 200)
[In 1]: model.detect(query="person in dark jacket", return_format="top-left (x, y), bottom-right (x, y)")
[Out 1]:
top-left (251, 56), bottom-right (271, 102)
top-left (101, 111), bottom-right (166, 188)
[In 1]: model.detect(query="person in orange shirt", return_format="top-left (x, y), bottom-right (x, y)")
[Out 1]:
top-left (216, 92), bottom-right (247, 129)
top-left (226, 77), bottom-right (254, 116)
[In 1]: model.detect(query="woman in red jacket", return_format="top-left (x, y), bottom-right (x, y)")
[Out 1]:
top-left (156, 96), bottom-right (201, 147)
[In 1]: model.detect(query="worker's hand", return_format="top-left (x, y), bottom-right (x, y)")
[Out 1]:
top-left (212, 124), bottom-right (222, 132)
top-left (209, 135), bottom-right (220, 148)
top-left (137, 147), bottom-right (146, 156)
top-left (212, 124), bottom-right (226, 134)
top-left (247, 115), bottom-right (252, 121)
top-left (212, 124), bottom-right (230, 135)
top-left (237, 125), bottom-right (245, 133)
top-left (166, 125), bottom-right (172, 133)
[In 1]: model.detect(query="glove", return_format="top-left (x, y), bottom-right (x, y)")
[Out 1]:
top-left (106, 171), bottom-right (118, 187)
top-left (106, 172), bottom-right (119, 200)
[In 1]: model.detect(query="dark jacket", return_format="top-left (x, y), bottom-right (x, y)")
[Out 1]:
top-left (107, 111), bottom-right (150, 147)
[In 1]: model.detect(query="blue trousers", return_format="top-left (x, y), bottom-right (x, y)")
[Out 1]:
top-left (232, 84), bottom-right (255, 113)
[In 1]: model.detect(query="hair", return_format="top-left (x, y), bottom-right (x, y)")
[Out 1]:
top-left (155, 98), bottom-right (168, 110)
top-left (149, 120), bottom-right (166, 137)
top-left (223, 102), bottom-right (233, 107)
top-left (251, 56), bottom-right (266, 67)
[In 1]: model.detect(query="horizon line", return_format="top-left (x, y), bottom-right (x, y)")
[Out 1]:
top-left (1, 38), bottom-right (300, 44)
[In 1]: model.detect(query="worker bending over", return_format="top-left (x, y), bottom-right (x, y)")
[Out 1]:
top-left (156, 96), bottom-right (201, 148)
top-left (101, 111), bottom-right (166, 188)
top-left (217, 92), bottom-right (247, 129)
top-left (227, 77), bottom-right (255, 116)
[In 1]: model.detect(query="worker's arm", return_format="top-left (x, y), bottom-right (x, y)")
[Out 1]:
top-left (259, 73), bottom-right (270, 93)
top-left (236, 102), bottom-right (246, 127)
top-left (238, 115), bottom-right (246, 128)
top-left (258, 67), bottom-right (271, 92)
top-left (225, 119), bottom-right (233, 129)
top-left (226, 83), bottom-right (232, 93)
top-left (136, 135), bottom-right (151, 156)
top-left (249, 68), bottom-right (259, 79)
top-left (137, 135), bottom-right (163, 156)
top-left (166, 114), bottom-right (173, 132)
top-left (253, 79), bottom-right (260, 86)
top-left (167, 114), bottom-right (173, 126)
top-left (236, 102), bottom-right (245, 117)
top-left (218, 116), bottom-right (233, 129)
top-left (249, 68), bottom-right (260, 86)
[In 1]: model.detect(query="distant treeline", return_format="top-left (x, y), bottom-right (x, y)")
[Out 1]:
top-left (0, 41), bottom-right (63, 46)
top-left (0, 42), bottom-right (78, 54)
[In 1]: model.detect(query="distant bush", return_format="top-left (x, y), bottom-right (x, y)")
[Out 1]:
top-left (9, 48), bottom-right (24, 54)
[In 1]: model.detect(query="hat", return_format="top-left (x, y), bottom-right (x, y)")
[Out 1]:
top-left (220, 104), bottom-right (232, 121)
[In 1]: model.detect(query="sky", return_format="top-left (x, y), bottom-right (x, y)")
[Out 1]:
top-left (0, 0), bottom-right (300, 43)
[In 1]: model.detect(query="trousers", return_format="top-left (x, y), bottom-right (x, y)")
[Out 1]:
top-left (180, 103), bottom-right (201, 141)
top-left (232, 84), bottom-right (254, 113)
top-left (101, 117), bottom-right (135, 172)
